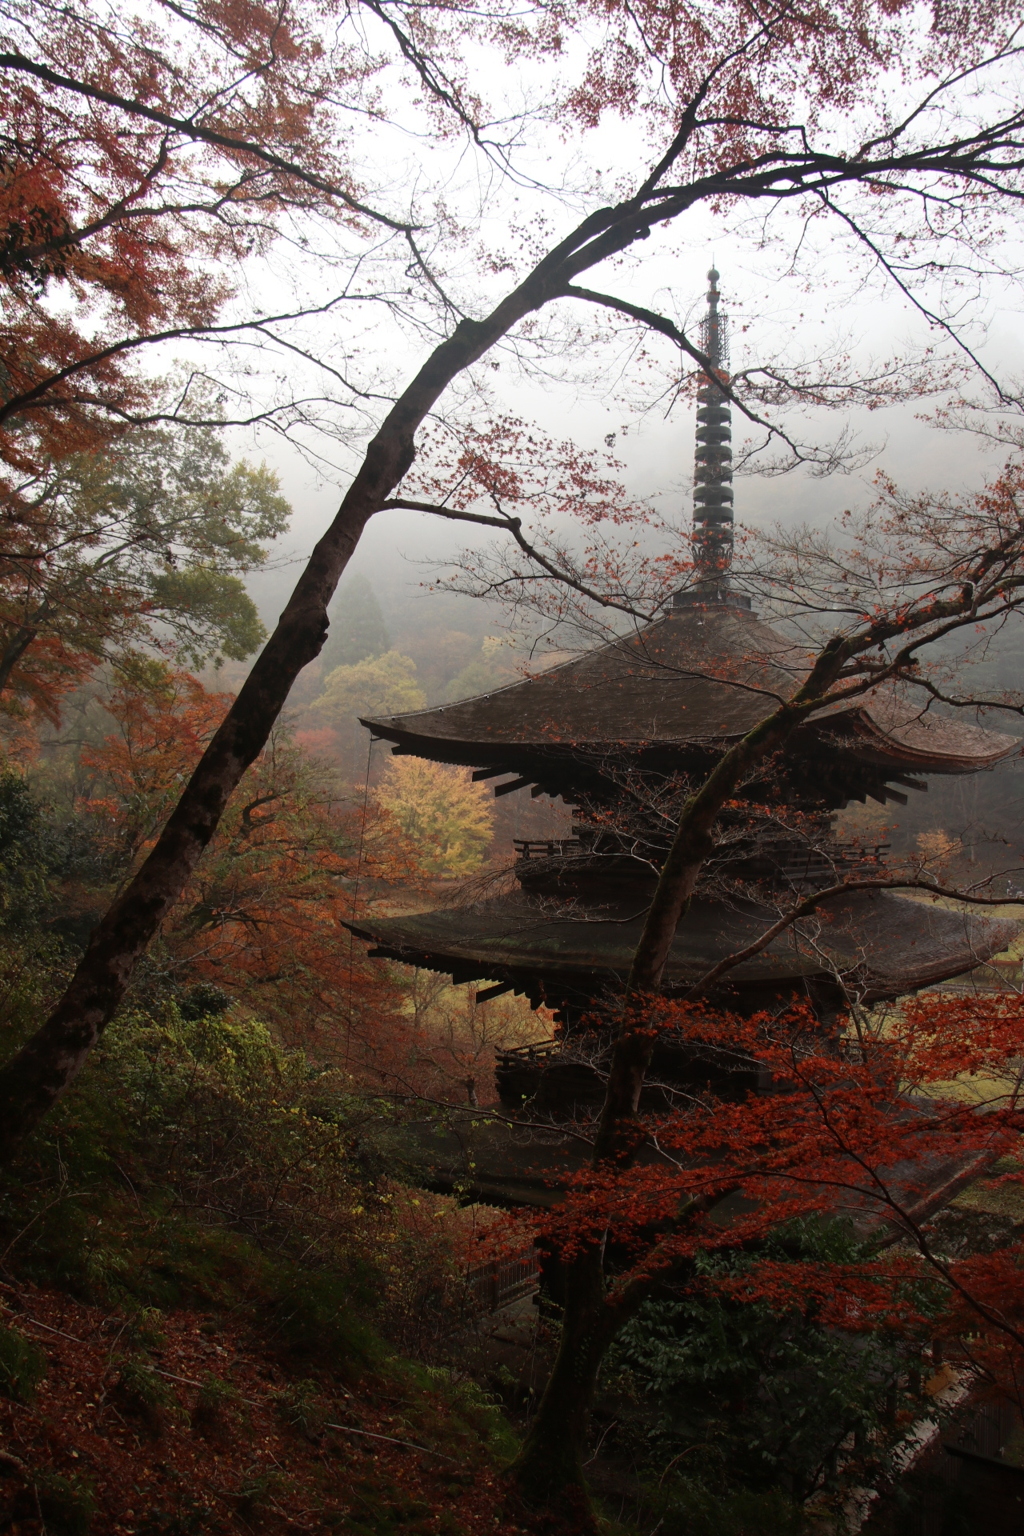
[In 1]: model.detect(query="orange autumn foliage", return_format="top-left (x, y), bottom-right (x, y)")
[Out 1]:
top-left (501, 991), bottom-right (1024, 1409)
top-left (0, 0), bottom-right (393, 479)
top-left (81, 661), bottom-right (423, 1065)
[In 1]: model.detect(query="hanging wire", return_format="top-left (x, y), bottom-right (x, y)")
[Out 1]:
top-left (345, 732), bottom-right (378, 1067)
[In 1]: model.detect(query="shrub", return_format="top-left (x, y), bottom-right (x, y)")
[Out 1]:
top-left (268, 1266), bottom-right (381, 1375)
top-left (111, 1355), bottom-right (174, 1437)
top-left (33, 1470), bottom-right (96, 1536)
top-left (192, 1373), bottom-right (243, 1439)
top-left (648, 1477), bottom-right (809, 1536)
top-left (610, 1219), bottom-right (938, 1509)
top-left (273, 1378), bottom-right (329, 1439)
top-left (177, 982), bottom-right (231, 1021)
top-left (116, 1304), bottom-right (166, 1352)
top-left (0, 979), bottom-right (479, 1369)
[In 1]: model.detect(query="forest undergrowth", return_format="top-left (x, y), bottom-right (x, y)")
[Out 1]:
top-left (0, 683), bottom-right (583, 1536)
top-left (0, 988), bottom-right (541, 1536)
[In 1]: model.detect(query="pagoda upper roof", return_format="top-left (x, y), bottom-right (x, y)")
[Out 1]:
top-left (362, 603), bottom-right (1015, 775)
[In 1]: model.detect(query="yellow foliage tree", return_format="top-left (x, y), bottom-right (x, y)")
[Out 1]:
top-left (376, 758), bottom-right (494, 878)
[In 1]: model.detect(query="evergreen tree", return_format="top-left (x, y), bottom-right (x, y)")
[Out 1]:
top-left (320, 577), bottom-right (390, 674)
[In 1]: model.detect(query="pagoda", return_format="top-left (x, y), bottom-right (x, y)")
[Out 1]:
top-left (349, 269), bottom-right (1017, 1114)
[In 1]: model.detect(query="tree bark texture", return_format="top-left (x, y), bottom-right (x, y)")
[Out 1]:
top-left (0, 624), bottom-right (39, 696)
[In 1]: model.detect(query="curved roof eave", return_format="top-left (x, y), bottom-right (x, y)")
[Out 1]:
top-left (360, 708), bottom-right (1018, 778)
top-left (359, 607), bottom-right (1018, 776)
top-left (346, 892), bottom-right (1019, 1006)
top-left (838, 705), bottom-right (1017, 774)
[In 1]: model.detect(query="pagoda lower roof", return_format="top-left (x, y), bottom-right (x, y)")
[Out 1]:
top-left (348, 890), bottom-right (1017, 1005)
top-left (362, 605), bottom-right (1015, 775)
top-left (393, 1110), bottom-right (990, 1222)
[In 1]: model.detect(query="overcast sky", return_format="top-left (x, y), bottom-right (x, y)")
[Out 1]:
top-left (202, 48), bottom-right (1024, 639)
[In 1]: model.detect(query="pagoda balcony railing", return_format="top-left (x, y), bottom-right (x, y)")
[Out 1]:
top-left (466, 1249), bottom-right (539, 1313)
top-left (496, 1039), bottom-right (560, 1064)
top-left (744, 841), bottom-right (890, 880)
top-left (514, 837), bottom-right (890, 874)
top-left (513, 837), bottom-right (586, 859)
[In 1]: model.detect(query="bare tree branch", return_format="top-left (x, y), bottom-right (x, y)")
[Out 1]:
top-left (381, 497), bottom-right (651, 619)
top-left (682, 875), bottom-right (1024, 1001)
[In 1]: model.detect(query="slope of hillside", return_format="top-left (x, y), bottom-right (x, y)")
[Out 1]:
top-left (0, 1277), bottom-right (521, 1536)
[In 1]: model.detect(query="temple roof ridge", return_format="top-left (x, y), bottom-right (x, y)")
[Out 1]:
top-left (362, 601), bottom-right (1016, 774)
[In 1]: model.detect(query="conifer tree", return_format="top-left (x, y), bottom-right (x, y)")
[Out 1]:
top-left (319, 576), bottom-right (391, 676)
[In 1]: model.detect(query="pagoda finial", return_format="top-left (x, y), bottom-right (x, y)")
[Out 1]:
top-left (702, 266), bottom-right (725, 368)
top-left (686, 265), bottom-right (735, 603)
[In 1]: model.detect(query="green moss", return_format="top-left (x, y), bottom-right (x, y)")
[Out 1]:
top-left (0, 1322), bottom-right (46, 1403)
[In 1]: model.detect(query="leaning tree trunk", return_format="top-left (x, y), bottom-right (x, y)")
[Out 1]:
top-left (0, 176), bottom-right (712, 1161)
top-left (0, 318), bottom-right (545, 1162)
top-left (0, 184), bottom-right (698, 1167)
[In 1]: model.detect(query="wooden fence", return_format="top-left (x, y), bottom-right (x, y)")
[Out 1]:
top-left (466, 1249), bottom-right (539, 1313)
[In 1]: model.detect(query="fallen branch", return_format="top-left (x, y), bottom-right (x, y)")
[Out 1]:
top-left (324, 1423), bottom-right (459, 1461)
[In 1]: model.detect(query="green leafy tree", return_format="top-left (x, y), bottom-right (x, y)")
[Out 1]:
top-left (375, 757), bottom-right (493, 877)
top-left (0, 425), bottom-right (290, 719)
top-left (319, 576), bottom-right (390, 675)
top-left (312, 651), bottom-right (426, 727)
top-left (610, 1223), bottom-right (936, 1513)
top-left (443, 636), bottom-right (515, 703)
top-left (0, 773), bottom-right (53, 928)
